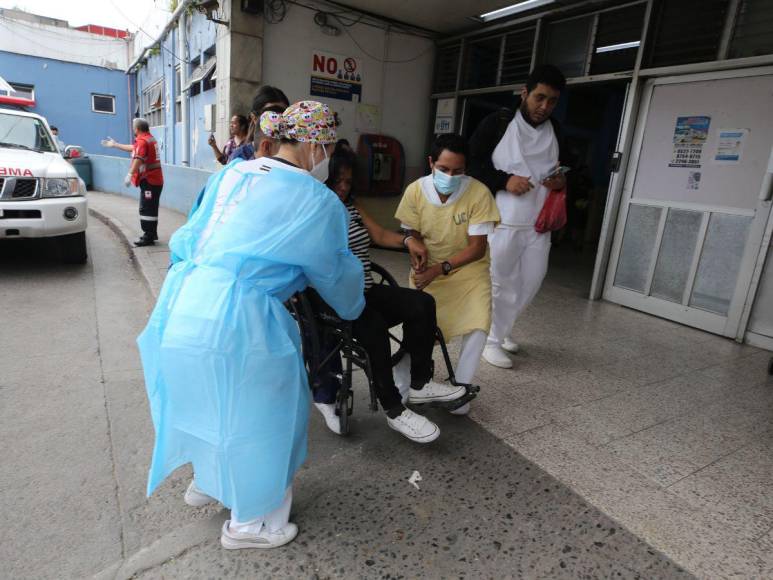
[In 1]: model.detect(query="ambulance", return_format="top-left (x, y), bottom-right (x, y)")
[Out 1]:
top-left (0, 108), bottom-right (87, 263)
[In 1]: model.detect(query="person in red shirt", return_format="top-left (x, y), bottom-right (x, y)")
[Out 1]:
top-left (102, 118), bottom-right (165, 246)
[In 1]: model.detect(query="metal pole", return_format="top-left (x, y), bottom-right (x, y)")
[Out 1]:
top-left (179, 9), bottom-right (190, 167)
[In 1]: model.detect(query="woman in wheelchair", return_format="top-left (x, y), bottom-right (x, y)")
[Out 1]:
top-left (311, 144), bottom-right (467, 443)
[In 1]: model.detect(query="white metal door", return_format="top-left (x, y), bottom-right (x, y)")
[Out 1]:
top-left (603, 67), bottom-right (773, 337)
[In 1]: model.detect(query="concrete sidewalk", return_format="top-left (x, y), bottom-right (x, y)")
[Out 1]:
top-left (87, 189), bottom-right (773, 579)
top-left (88, 190), bottom-right (186, 297)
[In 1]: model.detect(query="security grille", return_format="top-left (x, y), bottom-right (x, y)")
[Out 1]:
top-left (0, 178), bottom-right (39, 199)
top-left (729, 0), bottom-right (773, 59)
top-left (500, 27), bottom-right (536, 86)
top-left (11, 178), bottom-right (38, 198)
top-left (645, 0), bottom-right (730, 67)
top-left (433, 43), bottom-right (461, 93)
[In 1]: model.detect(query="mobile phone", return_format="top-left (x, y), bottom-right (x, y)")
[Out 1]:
top-left (548, 165), bottom-right (571, 178)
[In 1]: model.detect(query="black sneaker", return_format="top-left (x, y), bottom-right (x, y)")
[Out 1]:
top-left (134, 237), bottom-right (155, 247)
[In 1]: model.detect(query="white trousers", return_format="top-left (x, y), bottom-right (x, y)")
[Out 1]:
top-left (230, 486), bottom-right (292, 534)
top-left (487, 227), bottom-right (551, 346)
top-left (394, 329), bottom-right (487, 399)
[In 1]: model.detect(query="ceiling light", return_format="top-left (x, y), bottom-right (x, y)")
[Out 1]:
top-left (595, 41), bottom-right (641, 53)
top-left (480, 0), bottom-right (555, 22)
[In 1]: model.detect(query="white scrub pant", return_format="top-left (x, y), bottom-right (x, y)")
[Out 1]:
top-left (394, 329), bottom-right (487, 399)
top-left (230, 487), bottom-right (292, 534)
top-left (487, 226), bottom-right (551, 347)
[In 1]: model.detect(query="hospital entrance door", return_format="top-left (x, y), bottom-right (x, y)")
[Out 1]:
top-left (603, 68), bottom-right (773, 338)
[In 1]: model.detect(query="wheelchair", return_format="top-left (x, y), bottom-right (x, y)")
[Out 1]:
top-left (287, 262), bottom-right (480, 435)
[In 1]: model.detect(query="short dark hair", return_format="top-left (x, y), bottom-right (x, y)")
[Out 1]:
top-left (50, 126), bottom-right (58, 132)
top-left (133, 118), bottom-right (150, 132)
top-left (525, 64), bottom-right (566, 93)
top-left (251, 85), bottom-right (289, 115)
top-left (430, 133), bottom-right (467, 163)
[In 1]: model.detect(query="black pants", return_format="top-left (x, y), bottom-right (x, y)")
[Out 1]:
top-left (313, 284), bottom-right (437, 415)
top-left (138, 179), bottom-right (163, 239)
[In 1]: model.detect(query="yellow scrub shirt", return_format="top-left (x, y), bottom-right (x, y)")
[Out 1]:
top-left (395, 175), bottom-right (500, 339)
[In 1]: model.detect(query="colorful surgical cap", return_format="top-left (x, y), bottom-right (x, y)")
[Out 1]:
top-left (260, 100), bottom-right (337, 144)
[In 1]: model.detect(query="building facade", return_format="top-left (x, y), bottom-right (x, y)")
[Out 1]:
top-left (128, 0), bottom-right (434, 178)
top-left (0, 8), bottom-right (134, 151)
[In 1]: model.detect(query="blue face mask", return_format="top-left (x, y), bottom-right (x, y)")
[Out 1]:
top-left (433, 169), bottom-right (462, 195)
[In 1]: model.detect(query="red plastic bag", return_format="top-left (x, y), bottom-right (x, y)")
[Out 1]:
top-left (534, 187), bottom-right (567, 234)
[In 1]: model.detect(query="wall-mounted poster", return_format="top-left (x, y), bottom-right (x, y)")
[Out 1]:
top-left (713, 129), bottom-right (749, 165)
top-left (310, 50), bottom-right (363, 102)
top-left (669, 115), bottom-right (711, 168)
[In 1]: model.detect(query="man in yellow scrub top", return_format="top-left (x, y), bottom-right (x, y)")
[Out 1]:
top-left (395, 134), bottom-right (500, 415)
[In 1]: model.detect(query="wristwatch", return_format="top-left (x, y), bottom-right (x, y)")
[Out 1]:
top-left (441, 261), bottom-right (452, 275)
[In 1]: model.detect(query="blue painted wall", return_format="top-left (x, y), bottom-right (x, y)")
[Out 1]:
top-left (91, 154), bottom-right (213, 215)
top-left (0, 50), bottom-right (132, 153)
top-left (134, 13), bottom-right (219, 171)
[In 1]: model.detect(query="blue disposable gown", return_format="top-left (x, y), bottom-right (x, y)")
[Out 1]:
top-left (137, 159), bottom-right (365, 521)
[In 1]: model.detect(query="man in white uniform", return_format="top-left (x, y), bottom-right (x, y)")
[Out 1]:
top-left (467, 65), bottom-right (567, 369)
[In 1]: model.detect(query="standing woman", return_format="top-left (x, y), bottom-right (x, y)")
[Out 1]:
top-left (208, 114), bottom-right (250, 164)
top-left (137, 101), bottom-right (365, 550)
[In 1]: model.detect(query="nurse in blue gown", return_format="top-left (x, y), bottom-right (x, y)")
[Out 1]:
top-left (137, 101), bottom-right (364, 550)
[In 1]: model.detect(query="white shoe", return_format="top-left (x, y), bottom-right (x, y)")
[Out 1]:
top-left (408, 380), bottom-right (465, 404)
top-left (482, 345), bottom-right (513, 369)
top-left (387, 409), bottom-right (439, 443)
top-left (221, 521), bottom-right (299, 550)
top-left (449, 402), bottom-right (470, 416)
top-left (314, 402), bottom-right (342, 435)
top-left (184, 480), bottom-right (216, 507)
top-left (502, 338), bottom-right (520, 354)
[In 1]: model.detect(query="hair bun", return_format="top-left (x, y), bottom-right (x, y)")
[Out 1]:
top-left (260, 110), bottom-right (286, 139)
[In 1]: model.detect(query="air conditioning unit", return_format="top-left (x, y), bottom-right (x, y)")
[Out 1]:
top-left (203, 103), bottom-right (216, 132)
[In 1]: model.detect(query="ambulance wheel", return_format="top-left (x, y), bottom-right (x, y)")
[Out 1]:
top-left (60, 231), bottom-right (87, 264)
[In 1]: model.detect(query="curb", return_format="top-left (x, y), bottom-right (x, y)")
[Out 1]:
top-left (88, 207), bottom-right (163, 298)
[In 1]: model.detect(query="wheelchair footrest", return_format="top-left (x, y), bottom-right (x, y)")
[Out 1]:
top-left (409, 383), bottom-right (479, 411)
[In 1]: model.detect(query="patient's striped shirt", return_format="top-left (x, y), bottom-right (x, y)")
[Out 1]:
top-left (346, 202), bottom-right (374, 290)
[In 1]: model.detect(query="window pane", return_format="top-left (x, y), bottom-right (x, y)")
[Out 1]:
top-left (93, 95), bottom-right (114, 113)
top-left (728, 0), bottom-right (773, 59)
top-left (689, 213), bottom-right (752, 315)
top-left (650, 209), bottom-right (703, 303)
top-left (542, 16), bottom-right (593, 78)
top-left (614, 204), bottom-right (663, 292)
top-left (434, 43), bottom-right (460, 93)
top-left (645, 0), bottom-right (729, 67)
top-left (500, 28), bottom-right (535, 86)
top-left (462, 36), bottom-right (502, 90)
top-left (10, 83), bottom-right (34, 100)
top-left (590, 4), bottom-right (646, 75)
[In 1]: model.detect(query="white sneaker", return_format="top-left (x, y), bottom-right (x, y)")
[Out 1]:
top-left (502, 338), bottom-right (520, 354)
top-left (449, 402), bottom-right (470, 416)
top-left (408, 380), bottom-right (465, 404)
top-left (221, 521), bottom-right (299, 550)
top-left (482, 345), bottom-right (513, 369)
top-left (387, 408), bottom-right (439, 443)
top-left (314, 402), bottom-right (342, 435)
top-left (184, 480), bottom-right (216, 507)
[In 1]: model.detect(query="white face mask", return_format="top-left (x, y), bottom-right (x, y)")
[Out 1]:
top-left (309, 144), bottom-right (329, 183)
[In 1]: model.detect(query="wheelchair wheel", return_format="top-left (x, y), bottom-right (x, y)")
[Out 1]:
top-left (287, 292), bottom-right (321, 387)
top-left (336, 387), bottom-right (353, 435)
top-left (370, 262), bottom-right (399, 287)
